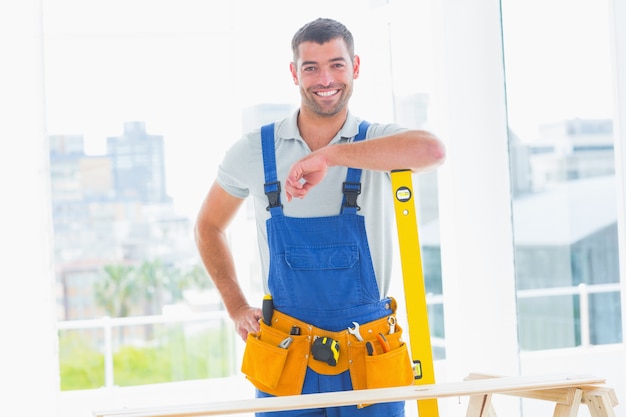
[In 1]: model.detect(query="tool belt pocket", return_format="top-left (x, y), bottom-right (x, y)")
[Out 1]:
top-left (241, 321), bottom-right (309, 396)
top-left (348, 325), bottom-right (414, 391)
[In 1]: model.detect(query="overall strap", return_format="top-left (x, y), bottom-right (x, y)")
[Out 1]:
top-left (341, 120), bottom-right (371, 214)
top-left (262, 120), bottom-right (371, 216)
top-left (261, 123), bottom-right (283, 216)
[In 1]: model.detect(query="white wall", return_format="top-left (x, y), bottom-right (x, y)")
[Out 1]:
top-left (610, 0), bottom-right (626, 406)
top-left (0, 0), bottom-right (59, 415)
top-left (431, 1), bottom-right (521, 415)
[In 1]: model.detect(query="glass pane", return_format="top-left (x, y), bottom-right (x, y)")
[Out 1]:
top-left (111, 321), bottom-right (235, 387)
top-left (517, 295), bottom-right (580, 350)
top-left (44, 0), bottom-right (255, 390)
top-left (501, 0), bottom-right (622, 350)
top-left (58, 329), bottom-right (105, 390)
top-left (590, 292), bottom-right (622, 344)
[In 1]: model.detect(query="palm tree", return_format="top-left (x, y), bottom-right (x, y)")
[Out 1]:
top-left (93, 264), bottom-right (139, 318)
top-left (94, 260), bottom-right (213, 319)
top-left (184, 263), bottom-right (213, 290)
top-left (137, 259), bottom-right (167, 316)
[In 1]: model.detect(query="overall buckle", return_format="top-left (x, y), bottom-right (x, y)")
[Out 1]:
top-left (264, 181), bottom-right (283, 211)
top-left (342, 181), bottom-right (361, 210)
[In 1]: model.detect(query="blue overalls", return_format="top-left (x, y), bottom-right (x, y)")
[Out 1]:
top-left (256, 122), bottom-right (405, 417)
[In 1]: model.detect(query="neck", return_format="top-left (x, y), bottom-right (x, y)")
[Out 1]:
top-left (297, 107), bottom-right (348, 151)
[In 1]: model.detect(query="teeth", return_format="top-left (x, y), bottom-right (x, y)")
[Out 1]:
top-left (317, 90), bottom-right (338, 97)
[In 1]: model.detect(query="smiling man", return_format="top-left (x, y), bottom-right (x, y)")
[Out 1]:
top-left (292, 37), bottom-right (355, 120)
top-left (194, 18), bottom-right (445, 417)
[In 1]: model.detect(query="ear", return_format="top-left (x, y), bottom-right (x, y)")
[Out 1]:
top-left (289, 62), bottom-right (299, 85)
top-left (352, 55), bottom-right (360, 79)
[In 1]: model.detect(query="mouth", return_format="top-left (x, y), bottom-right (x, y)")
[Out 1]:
top-left (315, 89), bottom-right (340, 97)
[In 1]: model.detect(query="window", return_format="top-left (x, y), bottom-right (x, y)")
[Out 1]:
top-left (501, 0), bottom-right (621, 350)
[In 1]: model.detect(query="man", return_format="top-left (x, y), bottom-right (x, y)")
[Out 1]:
top-left (195, 17), bottom-right (445, 417)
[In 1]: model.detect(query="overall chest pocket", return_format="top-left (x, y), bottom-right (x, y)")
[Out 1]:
top-left (285, 244), bottom-right (358, 270)
top-left (282, 244), bottom-right (362, 307)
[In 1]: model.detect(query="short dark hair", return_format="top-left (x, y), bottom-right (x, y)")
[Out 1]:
top-left (291, 18), bottom-right (355, 63)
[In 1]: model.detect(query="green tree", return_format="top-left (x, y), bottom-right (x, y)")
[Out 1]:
top-left (94, 260), bottom-right (214, 319)
top-left (183, 263), bottom-right (213, 290)
top-left (137, 259), bottom-right (168, 315)
top-left (167, 263), bottom-right (212, 302)
top-left (94, 263), bottom-right (139, 317)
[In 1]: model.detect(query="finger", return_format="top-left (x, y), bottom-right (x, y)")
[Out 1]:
top-left (284, 184), bottom-right (294, 201)
top-left (286, 189), bottom-right (305, 201)
top-left (288, 183), bottom-right (311, 200)
top-left (286, 175), bottom-right (303, 189)
top-left (284, 183), bottom-right (304, 201)
top-left (249, 317), bottom-right (260, 333)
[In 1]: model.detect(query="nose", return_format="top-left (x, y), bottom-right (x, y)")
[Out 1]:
top-left (318, 68), bottom-right (333, 87)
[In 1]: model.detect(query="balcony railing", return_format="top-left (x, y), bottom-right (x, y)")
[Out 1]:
top-left (57, 310), bottom-right (236, 389)
top-left (56, 283), bottom-right (621, 390)
top-left (517, 282), bottom-right (622, 348)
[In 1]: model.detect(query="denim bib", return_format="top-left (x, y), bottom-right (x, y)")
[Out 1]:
top-left (261, 122), bottom-right (392, 331)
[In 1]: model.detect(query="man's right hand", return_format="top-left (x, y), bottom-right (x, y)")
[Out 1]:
top-left (284, 150), bottom-right (330, 202)
top-left (232, 304), bottom-right (262, 341)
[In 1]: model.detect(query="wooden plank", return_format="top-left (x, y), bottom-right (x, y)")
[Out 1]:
top-left (93, 375), bottom-right (606, 417)
top-left (466, 394), bottom-right (497, 417)
top-left (552, 389), bottom-right (582, 417)
top-left (580, 387), bottom-right (619, 408)
top-left (466, 374), bottom-right (619, 417)
top-left (582, 389), bottom-right (619, 417)
top-left (466, 373), bottom-right (581, 404)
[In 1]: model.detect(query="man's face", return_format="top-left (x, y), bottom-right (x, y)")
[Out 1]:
top-left (290, 38), bottom-right (360, 117)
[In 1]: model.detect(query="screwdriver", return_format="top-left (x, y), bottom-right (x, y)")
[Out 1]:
top-left (262, 294), bottom-right (274, 326)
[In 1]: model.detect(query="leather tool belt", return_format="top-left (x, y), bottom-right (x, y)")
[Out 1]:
top-left (241, 298), bottom-right (414, 397)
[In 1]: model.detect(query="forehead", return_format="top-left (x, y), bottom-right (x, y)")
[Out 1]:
top-left (295, 38), bottom-right (351, 65)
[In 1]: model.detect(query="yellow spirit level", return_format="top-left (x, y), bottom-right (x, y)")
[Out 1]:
top-left (391, 169), bottom-right (438, 417)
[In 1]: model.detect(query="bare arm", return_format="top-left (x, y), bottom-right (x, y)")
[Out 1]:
top-left (194, 181), bottom-right (261, 341)
top-left (285, 129), bottom-right (445, 201)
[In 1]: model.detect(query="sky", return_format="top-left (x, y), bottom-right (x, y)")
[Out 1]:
top-left (42, 0), bottom-right (616, 218)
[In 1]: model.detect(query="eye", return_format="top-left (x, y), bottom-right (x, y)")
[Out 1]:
top-left (303, 66), bottom-right (317, 72)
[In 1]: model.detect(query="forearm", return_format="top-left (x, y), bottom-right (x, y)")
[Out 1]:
top-left (194, 225), bottom-right (250, 319)
top-left (326, 130), bottom-right (445, 172)
top-left (284, 130), bottom-right (445, 201)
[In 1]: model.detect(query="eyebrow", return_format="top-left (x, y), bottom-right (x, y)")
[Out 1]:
top-left (300, 57), bottom-right (347, 67)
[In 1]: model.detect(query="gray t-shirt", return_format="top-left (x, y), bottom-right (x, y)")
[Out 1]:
top-left (217, 110), bottom-right (406, 297)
